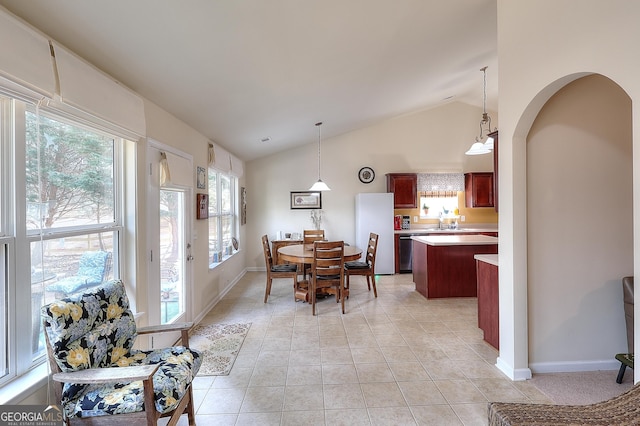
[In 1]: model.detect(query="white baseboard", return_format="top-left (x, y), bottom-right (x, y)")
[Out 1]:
top-left (496, 357), bottom-right (532, 381)
top-left (192, 268), bottom-right (248, 325)
top-left (529, 359), bottom-right (620, 374)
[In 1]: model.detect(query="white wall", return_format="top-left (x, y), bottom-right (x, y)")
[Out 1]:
top-left (143, 100), bottom-right (247, 322)
top-left (245, 101), bottom-right (495, 270)
top-left (497, 0), bottom-right (640, 381)
top-left (527, 75), bottom-right (632, 371)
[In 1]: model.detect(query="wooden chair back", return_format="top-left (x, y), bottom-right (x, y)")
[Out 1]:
top-left (262, 234), bottom-right (275, 269)
top-left (304, 229), bottom-right (325, 245)
top-left (344, 232), bottom-right (379, 298)
top-left (310, 240), bottom-right (345, 315)
top-left (262, 234), bottom-right (298, 303)
top-left (364, 232), bottom-right (378, 269)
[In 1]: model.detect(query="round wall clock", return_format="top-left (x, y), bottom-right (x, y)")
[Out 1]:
top-left (358, 166), bottom-right (375, 184)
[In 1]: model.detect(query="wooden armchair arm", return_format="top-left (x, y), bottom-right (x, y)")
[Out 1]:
top-left (53, 364), bottom-right (159, 384)
top-left (137, 321), bottom-right (194, 346)
top-left (137, 321), bottom-right (193, 335)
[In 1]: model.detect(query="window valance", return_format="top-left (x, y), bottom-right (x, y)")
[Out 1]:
top-left (0, 9), bottom-right (56, 100)
top-left (0, 8), bottom-right (146, 140)
top-left (208, 142), bottom-right (244, 177)
top-left (417, 173), bottom-right (464, 193)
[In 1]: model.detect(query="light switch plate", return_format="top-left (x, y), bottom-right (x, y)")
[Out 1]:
top-left (413, 216), bottom-right (418, 222)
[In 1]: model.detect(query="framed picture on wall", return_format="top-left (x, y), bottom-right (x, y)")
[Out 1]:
top-left (240, 187), bottom-right (247, 225)
top-left (196, 166), bottom-right (206, 189)
top-left (196, 193), bottom-right (208, 219)
top-left (290, 191), bottom-right (322, 209)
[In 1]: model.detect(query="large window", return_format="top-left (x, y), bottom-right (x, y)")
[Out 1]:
top-left (0, 99), bottom-right (124, 386)
top-left (0, 98), bottom-right (8, 379)
top-left (208, 168), bottom-right (238, 267)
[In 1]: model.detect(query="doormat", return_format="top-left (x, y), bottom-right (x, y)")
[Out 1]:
top-left (189, 322), bottom-right (251, 376)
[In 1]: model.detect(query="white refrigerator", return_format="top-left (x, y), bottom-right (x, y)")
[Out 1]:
top-left (355, 193), bottom-right (394, 274)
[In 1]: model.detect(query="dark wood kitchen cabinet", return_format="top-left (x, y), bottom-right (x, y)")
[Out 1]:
top-left (488, 130), bottom-right (499, 212)
top-left (464, 172), bottom-right (494, 208)
top-left (386, 173), bottom-right (417, 208)
top-left (476, 255), bottom-right (499, 349)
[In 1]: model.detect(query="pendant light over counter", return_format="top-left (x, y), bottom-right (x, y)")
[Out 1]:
top-left (465, 66), bottom-right (496, 155)
top-left (309, 121), bottom-right (330, 191)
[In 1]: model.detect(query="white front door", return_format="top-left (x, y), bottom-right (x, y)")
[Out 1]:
top-left (147, 142), bottom-right (193, 348)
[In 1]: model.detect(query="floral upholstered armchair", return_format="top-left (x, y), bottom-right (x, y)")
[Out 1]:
top-left (42, 279), bottom-right (202, 425)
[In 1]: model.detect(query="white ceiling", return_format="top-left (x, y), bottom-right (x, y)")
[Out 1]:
top-left (0, 0), bottom-right (497, 162)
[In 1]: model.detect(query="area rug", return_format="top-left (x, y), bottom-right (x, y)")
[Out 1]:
top-left (189, 322), bottom-right (251, 376)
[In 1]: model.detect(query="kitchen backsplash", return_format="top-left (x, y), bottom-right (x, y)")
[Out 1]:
top-left (395, 192), bottom-right (498, 226)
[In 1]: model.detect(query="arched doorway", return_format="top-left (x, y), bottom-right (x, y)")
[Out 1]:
top-left (497, 73), bottom-right (633, 380)
top-left (526, 74), bottom-right (632, 372)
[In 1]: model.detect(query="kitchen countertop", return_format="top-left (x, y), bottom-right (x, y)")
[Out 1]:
top-left (474, 254), bottom-right (499, 266)
top-left (395, 226), bottom-right (497, 235)
top-left (411, 235), bottom-right (499, 246)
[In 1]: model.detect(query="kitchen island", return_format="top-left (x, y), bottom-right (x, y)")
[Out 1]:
top-left (475, 254), bottom-right (499, 349)
top-left (412, 235), bottom-right (498, 299)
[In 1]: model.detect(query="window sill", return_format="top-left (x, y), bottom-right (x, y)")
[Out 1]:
top-left (208, 250), bottom-right (239, 270)
top-left (0, 363), bottom-right (48, 405)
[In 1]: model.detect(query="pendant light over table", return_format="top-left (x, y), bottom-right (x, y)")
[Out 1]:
top-left (309, 121), bottom-right (330, 191)
top-left (465, 66), bottom-right (495, 155)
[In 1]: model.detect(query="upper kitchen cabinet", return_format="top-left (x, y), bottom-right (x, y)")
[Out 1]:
top-left (488, 130), bottom-right (499, 212)
top-left (386, 173), bottom-right (417, 208)
top-left (465, 172), bottom-right (494, 208)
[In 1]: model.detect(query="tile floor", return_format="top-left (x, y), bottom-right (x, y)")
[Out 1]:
top-left (180, 271), bottom-right (551, 425)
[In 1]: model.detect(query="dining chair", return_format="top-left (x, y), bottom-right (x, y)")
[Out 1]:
top-left (262, 234), bottom-right (298, 303)
top-left (310, 240), bottom-right (345, 315)
top-left (303, 229), bottom-right (325, 279)
top-left (344, 232), bottom-right (379, 298)
top-left (303, 229), bottom-right (325, 245)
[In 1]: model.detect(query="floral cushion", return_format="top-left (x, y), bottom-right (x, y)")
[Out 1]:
top-left (42, 279), bottom-right (202, 419)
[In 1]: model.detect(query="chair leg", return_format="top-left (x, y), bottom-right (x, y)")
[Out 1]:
top-left (617, 363), bottom-right (627, 384)
top-left (264, 278), bottom-right (272, 303)
top-left (340, 282), bottom-right (345, 314)
top-left (311, 279), bottom-right (316, 316)
top-left (345, 273), bottom-right (350, 299)
top-left (292, 276), bottom-right (298, 301)
top-left (186, 385), bottom-right (196, 425)
top-left (370, 274), bottom-right (377, 298)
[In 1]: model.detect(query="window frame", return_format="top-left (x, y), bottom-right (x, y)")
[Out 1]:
top-left (207, 167), bottom-right (238, 268)
top-left (0, 99), bottom-right (126, 388)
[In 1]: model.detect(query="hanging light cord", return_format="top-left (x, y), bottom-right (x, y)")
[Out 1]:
top-left (315, 122), bottom-right (322, 180)
top-left (479, 66), bottom-right (491, 140)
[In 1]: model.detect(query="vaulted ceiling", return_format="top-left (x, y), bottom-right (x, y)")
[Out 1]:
top-left (0, 0), bottom-right (497, 161)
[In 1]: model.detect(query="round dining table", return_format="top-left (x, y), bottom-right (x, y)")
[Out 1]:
top-left (277, 243), bottom-right (363, 303)
top-left (277, 243), bottom-right (362, 264)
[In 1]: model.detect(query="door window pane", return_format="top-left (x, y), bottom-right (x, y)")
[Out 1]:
top-left (159, 189), bottom-right (184, 324)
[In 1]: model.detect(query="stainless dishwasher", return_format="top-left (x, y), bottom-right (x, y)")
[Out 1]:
top-left (399, 235), bottom-right (414, 273)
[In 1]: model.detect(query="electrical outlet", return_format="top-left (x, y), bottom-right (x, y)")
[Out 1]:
top-left (460, 215), bottom-right (466, 222)
top-left (413, 216), bottom-right (418, 222)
